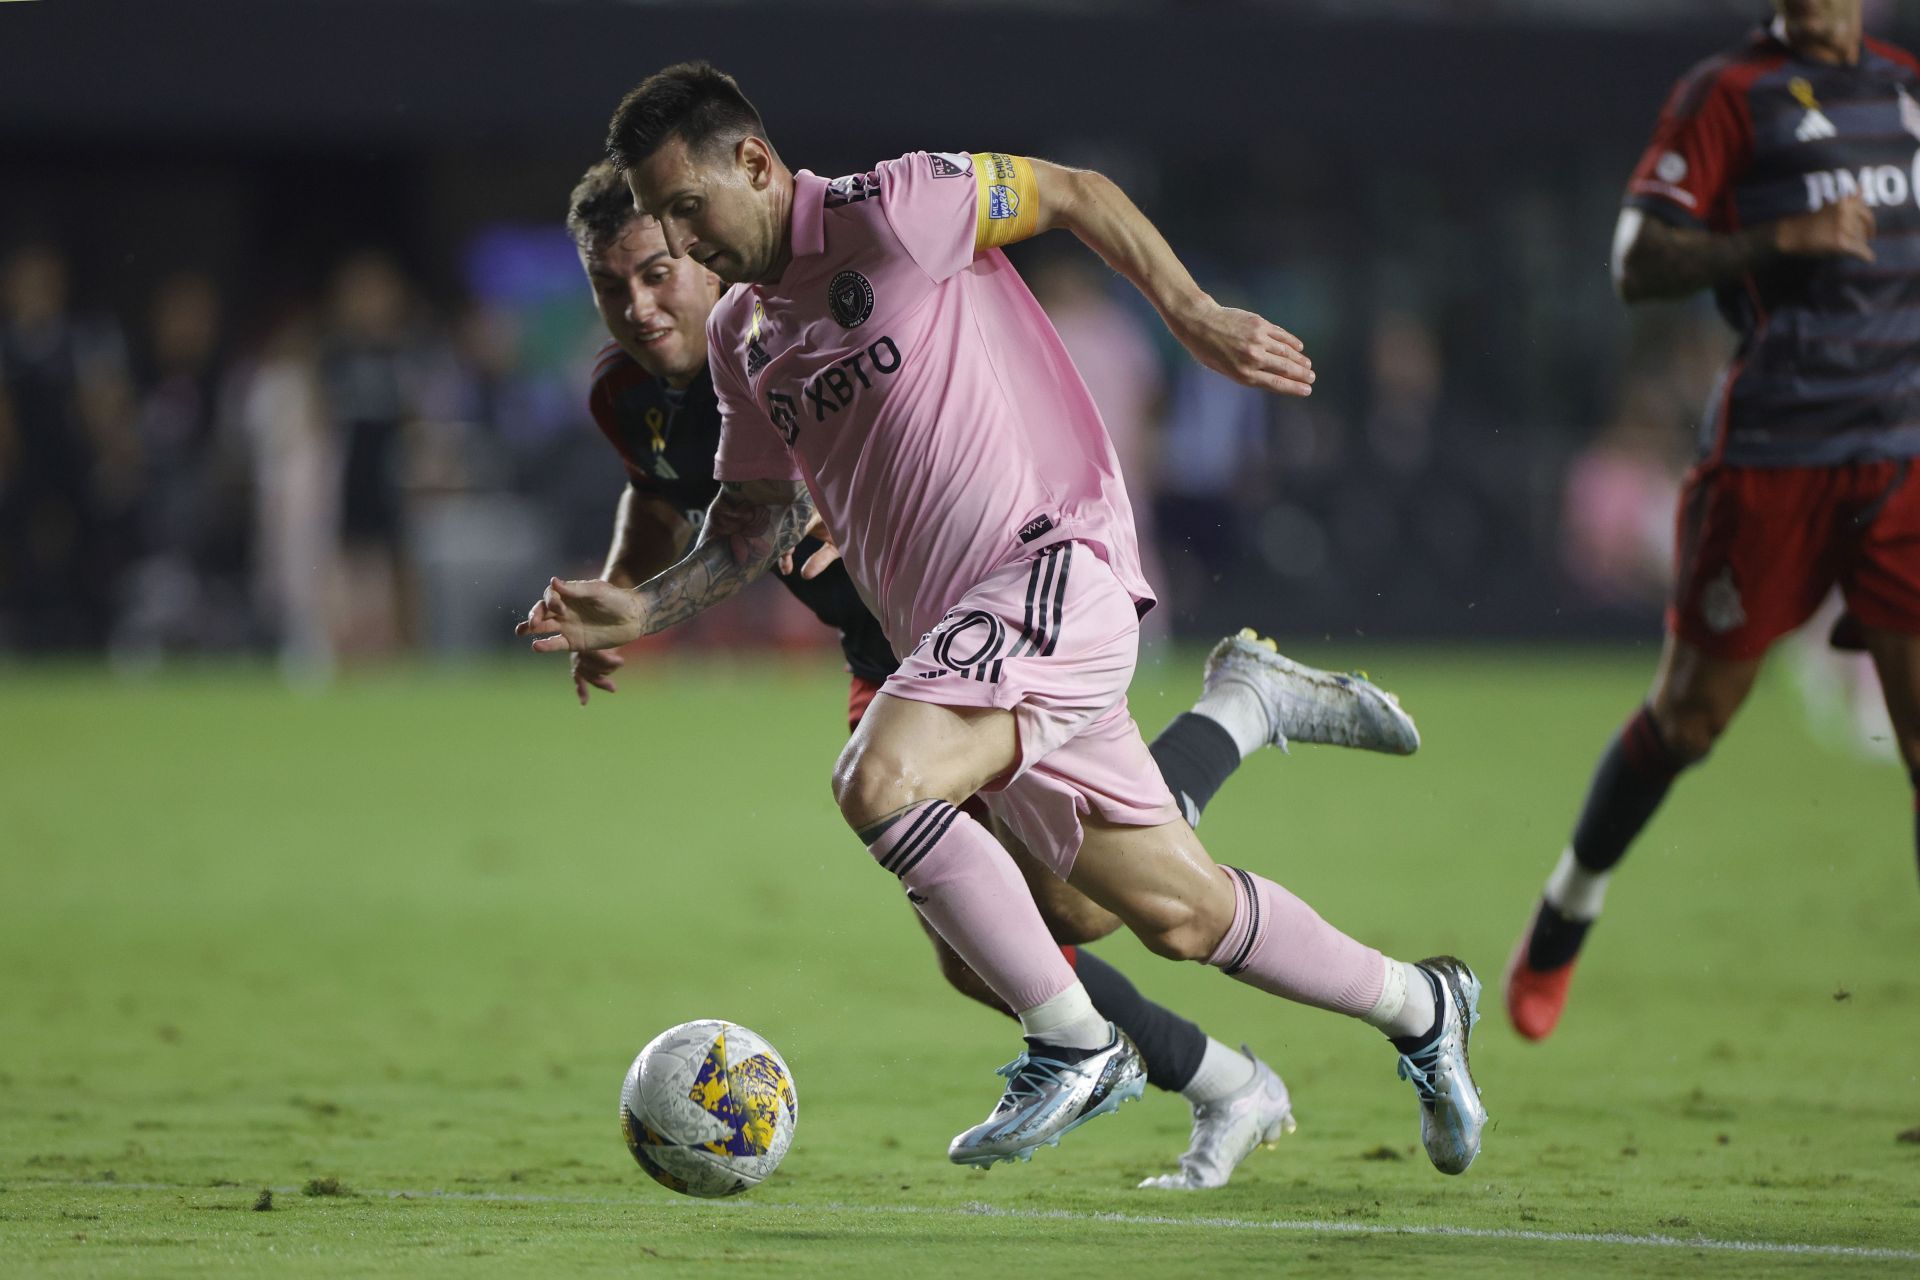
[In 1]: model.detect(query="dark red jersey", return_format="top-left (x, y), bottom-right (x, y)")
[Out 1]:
top-left (588, 340), bottom-right (735, 522)
top-left (587, 340), bottom-right (899, 683)
top-left (1623, 23), bottom-right (1920, 466)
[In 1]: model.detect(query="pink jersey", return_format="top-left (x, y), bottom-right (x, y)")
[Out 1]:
top-left (708, 151), bottom-right (1153, 658)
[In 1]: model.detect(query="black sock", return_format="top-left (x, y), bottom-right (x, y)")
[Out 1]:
top-left (1528, 706), bottom-right (1691, 970)
top-left (1569, 704), bottom-right (1689, 872)
top-left (1524, 897), bottom-right (1593, 971)
top-left (1148, 712), bottom-right (1242, 829)
top-left (1389, 967), bottom-right (1445, 1056)
top-left (1072, 948), bottom-right (1207, 1093)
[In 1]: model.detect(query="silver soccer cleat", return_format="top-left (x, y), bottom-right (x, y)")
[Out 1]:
top-left (1396, 956), bottom-right (1487, 1175)
top-left (1137, 1048), bottom-right (1295, 1190)
top-left (947, 1027), bottom-right (1147, 1168)
top-left (1203, 629), bottom-right (1420, 755)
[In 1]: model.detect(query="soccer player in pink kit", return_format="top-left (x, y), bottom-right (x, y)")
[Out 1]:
top-left (520, 63), bottom-right (1487, 1174)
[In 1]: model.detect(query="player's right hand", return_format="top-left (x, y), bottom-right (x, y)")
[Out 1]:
top-left (1774, 195), bottom-right (1876, 262)
top-left (571, 646), bottom-right (625, 706)
top-left (516, 577), bottom-right (647, 654)
top-left (1170, 298), bottom-right (1315, 397)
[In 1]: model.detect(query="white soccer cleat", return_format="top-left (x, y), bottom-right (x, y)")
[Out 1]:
top-left (1137, 1049), bottom-right (1295, 1190)
top-left (947, 1027), bottom-right (1146, 1168)
top-left (1396, 956), bottom-right (1487, 1176)
top-left (1203, 629), bottom-right (1420, 755)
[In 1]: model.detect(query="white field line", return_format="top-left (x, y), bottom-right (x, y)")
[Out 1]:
top-left (42, 1180), bottom-right (1920, 1263)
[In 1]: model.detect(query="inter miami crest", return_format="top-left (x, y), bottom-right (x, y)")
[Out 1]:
top-left (828, 270), bottom-right (874, 329)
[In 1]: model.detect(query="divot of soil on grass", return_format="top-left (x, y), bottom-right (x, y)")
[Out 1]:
top-left (302, 1177), bottom-right (352, 1197)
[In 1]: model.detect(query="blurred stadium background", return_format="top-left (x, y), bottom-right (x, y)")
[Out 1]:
top-left (8, 4), bottom-right (1920, 1273)
top-left (9, 0), bottom-right (1916, 670)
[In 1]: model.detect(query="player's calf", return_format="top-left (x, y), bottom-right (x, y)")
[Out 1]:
top-left (860, 797), bottom-right (1143, 1164)
top-left (1201, 865), bottom-right (1486, 1174)
top-left (1067, 816), bottom-right (1483, 1173)
top-left (1507, 694), bottom-right (1713, 1041)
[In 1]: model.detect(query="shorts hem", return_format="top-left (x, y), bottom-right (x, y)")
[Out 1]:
top-left (1838, 599), bottom-right (1920, 637)
top-left (875, 673), bottom-right (1026, 714)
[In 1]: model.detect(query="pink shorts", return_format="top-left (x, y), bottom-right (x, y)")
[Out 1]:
top-left (880, 542), bottom-right (1180, 878)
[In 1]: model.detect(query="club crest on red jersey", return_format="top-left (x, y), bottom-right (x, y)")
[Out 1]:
top-left (1700, 566), bottom-right (1747, 635)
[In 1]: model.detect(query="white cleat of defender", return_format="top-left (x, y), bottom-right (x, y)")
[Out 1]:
top-left (1205, 629), bottom-right (1421, 756)
top-left (1137, 1048), bottom-right (1296, 1190)
top-left (948, 1027), bottom-right (1147, 1168)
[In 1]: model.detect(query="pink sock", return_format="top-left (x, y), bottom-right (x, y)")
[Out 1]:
top-left (1206, 866), bottom-right (1385, 1015)
top-left (867, 800), bottom-right (1077, 1014)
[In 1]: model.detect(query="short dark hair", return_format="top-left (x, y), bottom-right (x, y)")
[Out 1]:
top-left (605, 61), bottom-right (767, 173)
top-left (566, 160), bottom-right (644, 253)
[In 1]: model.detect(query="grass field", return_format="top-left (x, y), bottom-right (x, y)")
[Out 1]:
top-left (3, 644), bottom-right (1918, 1277)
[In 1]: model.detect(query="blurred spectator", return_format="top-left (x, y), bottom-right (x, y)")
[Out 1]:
top-left (0, 242), bottom-right (137, 651)
top-left (1363, 308), bottom-right (1442, 477)
top-left (112, 271), bottom-right (257, 665)
top-left (1559, 374), bottom-right (1686, 609)
top-left (317, 251), bottom-right (428, 659)
top-left (1029, 254), bottom-right (1171, 641)
top-left (237, 306), bottom-right (337, 682)
top-left (1155, 362), bottom-right (1269, 621)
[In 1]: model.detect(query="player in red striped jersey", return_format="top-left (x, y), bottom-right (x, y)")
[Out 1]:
top-left (1507, 0), bottom-right (1920, 1041)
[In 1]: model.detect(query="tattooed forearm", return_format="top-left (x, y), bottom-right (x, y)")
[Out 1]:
top-left (1618, 218), bottom-right (1777, 303)
top-left (624, 485), bottom-right (815, 636)
top-left (711, 482), bottom-right (816, 572)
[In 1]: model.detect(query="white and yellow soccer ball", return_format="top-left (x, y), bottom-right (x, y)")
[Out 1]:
top-left (619, 1020), bottom-right (798, 1198)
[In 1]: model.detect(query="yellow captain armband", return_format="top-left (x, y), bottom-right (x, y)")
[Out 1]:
top-left (972, 152), bottom-right (1040, 250)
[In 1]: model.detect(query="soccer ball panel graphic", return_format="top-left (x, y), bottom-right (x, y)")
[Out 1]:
top-left (619, 1020), bottom-right (797, 1198)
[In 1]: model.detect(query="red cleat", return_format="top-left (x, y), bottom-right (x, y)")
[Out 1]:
top-left (1503, 910), bottom-right (1577, 1042)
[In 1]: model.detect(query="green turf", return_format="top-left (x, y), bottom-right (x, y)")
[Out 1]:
top-left (2, 646), bottom-right (1918, 1277)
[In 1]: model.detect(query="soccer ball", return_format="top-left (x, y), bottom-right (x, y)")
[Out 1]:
top-left (618, 1019), bottom-right (798, 1198)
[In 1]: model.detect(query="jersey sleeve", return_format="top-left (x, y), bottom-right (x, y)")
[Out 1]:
top-left (708, 305), bottom-right (802, 484)
top-left (876, 151), bottom-right (980, 282)
top-left (1865, 36), bottom-right (1920, 79)
top-left (876, 150), bottom-right (1041, 282)
top-left (1623, 62), bottom-right (1751, 229)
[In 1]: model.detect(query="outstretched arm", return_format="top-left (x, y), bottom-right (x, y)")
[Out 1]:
top-left (516, 479), bottom-right (814, 654)
top-left (1017, 159), bottom-right (1314, 397)
top-left (604, 485), bottom-right (692, 588)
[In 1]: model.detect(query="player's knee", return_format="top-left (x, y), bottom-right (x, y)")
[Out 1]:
top-left (1128, 900), bottom-right (1222, 963)
top-left (832, 742), bottom-right (926, 832)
